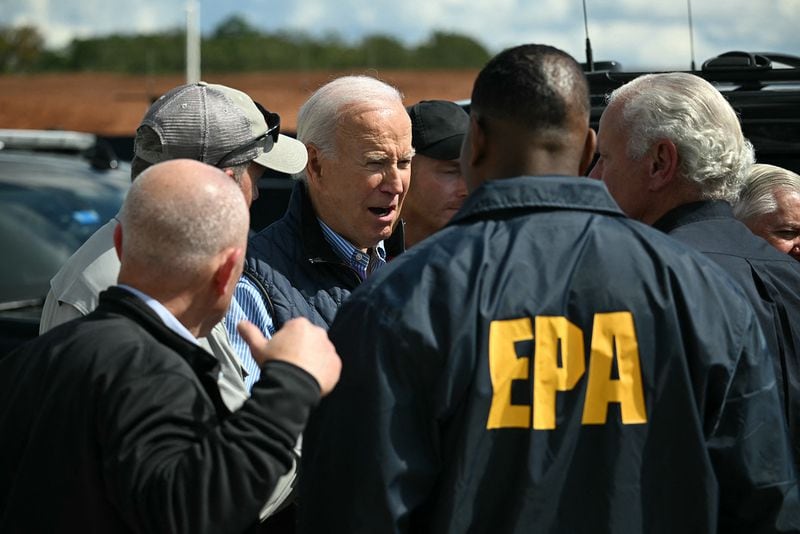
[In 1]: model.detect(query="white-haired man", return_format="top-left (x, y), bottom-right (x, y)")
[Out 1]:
top-left (0, 159), bottom-right (340, 533)
top-left (226, 75), bottom-right (413, 389)
top-left (735, 162), bottom-right (800, 260)
top-left (590, 72), bottom-right (800, 467)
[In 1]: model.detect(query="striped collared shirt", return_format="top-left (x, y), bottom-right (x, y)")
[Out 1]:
top-left (317, 219), bottom-right (386, 281)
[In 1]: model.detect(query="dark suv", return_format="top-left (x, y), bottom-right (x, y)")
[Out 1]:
top-left (452, 51), bottom-right (800, 175)
top-left (585, 51), bottom-right (800, 174)
top-left (0, 130), bottom-right (130, 355)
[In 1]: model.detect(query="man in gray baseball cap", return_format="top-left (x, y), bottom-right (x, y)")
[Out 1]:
top-left (39, 81), bottom-right (308, 520)
top-left (133, 81), bottom-right (307, 205)
top-left (403, 100), bottom-right (470, 247)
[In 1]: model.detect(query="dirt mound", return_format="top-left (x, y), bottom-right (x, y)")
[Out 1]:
top-left (0, 70), bottom-right (478, 136)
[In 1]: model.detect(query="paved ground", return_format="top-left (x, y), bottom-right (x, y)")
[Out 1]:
top-left (0, 69), bottom-right (478, 136)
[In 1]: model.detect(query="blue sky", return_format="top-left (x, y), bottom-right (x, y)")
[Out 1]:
top-left (3, 0), bottom-right (799, 70)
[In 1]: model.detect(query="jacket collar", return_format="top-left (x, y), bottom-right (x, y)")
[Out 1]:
top-left (652, 200), bottom-right (733, 234)
top-left (287, 180), bottom-right (405, 262)
top-left (450, 175), bottom-right (625, 225)
top-left (96, 286), bottom-right (230, 416)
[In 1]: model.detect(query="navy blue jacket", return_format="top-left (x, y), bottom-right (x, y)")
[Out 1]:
top-left (300, 176), bottom-right (799, 534)
top-left (654, 200), bottom-right (800, 466)
top-left (244, 180), bottom-right (404, 330)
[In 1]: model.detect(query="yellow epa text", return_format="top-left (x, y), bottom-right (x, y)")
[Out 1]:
top-left (486, 312), bottom-right (647, 430)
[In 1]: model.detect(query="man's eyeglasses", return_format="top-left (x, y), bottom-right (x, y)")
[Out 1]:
top-left (215, 102), bottom-right (281, 168)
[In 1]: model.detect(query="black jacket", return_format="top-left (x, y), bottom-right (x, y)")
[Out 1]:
top-left (0, 287), bottom-right (320, 534)
top-left (654, 200), bottom-right (800, 465)
top-left (300, 176), bottom-right (799, 534)
top-left (244, 180), bottom-right (404, 330)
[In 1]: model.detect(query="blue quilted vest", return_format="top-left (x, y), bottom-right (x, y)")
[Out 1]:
top-left (243, 180), bottom-right (404, 330)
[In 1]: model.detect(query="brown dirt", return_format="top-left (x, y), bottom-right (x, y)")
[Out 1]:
top-left (0, 69), bottom-right (478, 136)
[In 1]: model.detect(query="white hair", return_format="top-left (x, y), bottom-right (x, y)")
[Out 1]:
top-left (608, 72), bottom-right (755, 202)
top-left (119, 162), bottom-right (248, 278)
top-left (734, 163), bottom-right (800, 221)
top-left (295, 75), bottom-right (403, 181)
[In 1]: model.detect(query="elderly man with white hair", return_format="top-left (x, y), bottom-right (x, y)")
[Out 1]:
top-left (590, 72), bottom-right (800, 467)
top-left (226, 75), bottom-right (413, 389)
top-left (223, 77), bottom-right (411, 528)
top-left (735, 162), bottom-right (800, 261)
top-left (0, 159), bottom-right (341, 533)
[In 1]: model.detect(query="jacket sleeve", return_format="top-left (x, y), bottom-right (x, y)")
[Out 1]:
top-left (708, 313), bottom-right (800, 532)
top-left (98, 355), bottom-right (320, 534)
top-left (299, 296), bottom-right (441, 534)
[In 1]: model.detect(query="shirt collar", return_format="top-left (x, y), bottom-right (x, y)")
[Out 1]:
top-left (118, 284), bottom-right (200, 345)
top-left (317, 218), bottom-right (386, 280)
top-left (652, 200), bottom-right (733, 234)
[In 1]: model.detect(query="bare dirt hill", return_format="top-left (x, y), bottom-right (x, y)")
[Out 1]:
top-left (0, 69), bottom-right (478, 136)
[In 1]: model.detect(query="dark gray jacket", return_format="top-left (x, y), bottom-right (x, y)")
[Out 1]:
top-left (654, 200), bottom-right (800, 467)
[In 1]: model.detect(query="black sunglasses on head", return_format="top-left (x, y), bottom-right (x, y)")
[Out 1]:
top-left (215, 102), bottom-right (281, 168)
top-left (255, 102), bottom-right (281, 144)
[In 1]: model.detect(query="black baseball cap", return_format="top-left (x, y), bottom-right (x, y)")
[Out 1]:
top-left (407, 100), bottom-right (469, 161)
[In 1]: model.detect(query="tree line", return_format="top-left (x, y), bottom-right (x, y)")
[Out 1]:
top-left (0, 15), bottom-right (492, 74)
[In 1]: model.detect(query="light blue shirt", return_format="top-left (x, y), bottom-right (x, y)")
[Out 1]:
top-left (118, 284), bottom-right (199, 346)
top-left (225, 220), bottom-right (386, 391)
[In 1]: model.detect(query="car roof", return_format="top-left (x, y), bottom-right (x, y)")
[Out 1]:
top-left (584, 52), bottom-right (800, 174)
top-left (0, 128), bottom-right (129, 174)
top-left (0, 129), bottom-right (96, 152)
top-left (0, 149), bottom-right (130, 187)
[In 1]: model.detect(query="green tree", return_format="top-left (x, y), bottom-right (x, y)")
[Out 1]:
top-left (361, 34), bottom-right (411, 68)
top-left (413, 31), bottom-right (491, 68)
top-left (211, 15), bottom-right (262, 39)
top-left (0, 25), bottom-right (45, 72)
top-left (0, 21), bottom-right (494, 73)
top-left (65, 32), bottom-right (184, 73)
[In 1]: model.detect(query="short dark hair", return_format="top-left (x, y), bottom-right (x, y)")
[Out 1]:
top-left (471, 44), bottom-right (590, 132)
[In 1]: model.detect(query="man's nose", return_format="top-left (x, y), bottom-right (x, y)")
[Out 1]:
top-left (381, 166), bottom-right (405, 194)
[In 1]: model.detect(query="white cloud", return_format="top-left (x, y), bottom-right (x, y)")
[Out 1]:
top-left (0, 0), bottom-right (797, 69)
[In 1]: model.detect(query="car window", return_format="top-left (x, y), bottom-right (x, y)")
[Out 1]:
top-left (0, 150), bottom-right (128, 305)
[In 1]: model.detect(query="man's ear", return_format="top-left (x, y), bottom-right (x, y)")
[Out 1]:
top-left (648, 139), bottom-right (679, 191)
top-left (113, 222), bottom-right (123, 261)
top-left (305, 144), bottom-right (323, 185)
top-left (213, 247), bottom-right (244, 297)
top-left (579, 128), bottom-right (598, 176)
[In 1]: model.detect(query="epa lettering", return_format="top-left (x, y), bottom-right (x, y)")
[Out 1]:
top-left (486, 312), bottom-right (647, 430)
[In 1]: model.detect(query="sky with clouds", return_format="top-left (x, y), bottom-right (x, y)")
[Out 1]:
top-left (3, 0), bottom-right (799, 71)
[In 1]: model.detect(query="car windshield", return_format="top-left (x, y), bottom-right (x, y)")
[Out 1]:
top-left (0, 150), bottom-right (129, 307)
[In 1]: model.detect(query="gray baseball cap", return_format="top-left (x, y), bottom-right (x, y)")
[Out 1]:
top-left (135, 82), bottom-right (307, 174)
